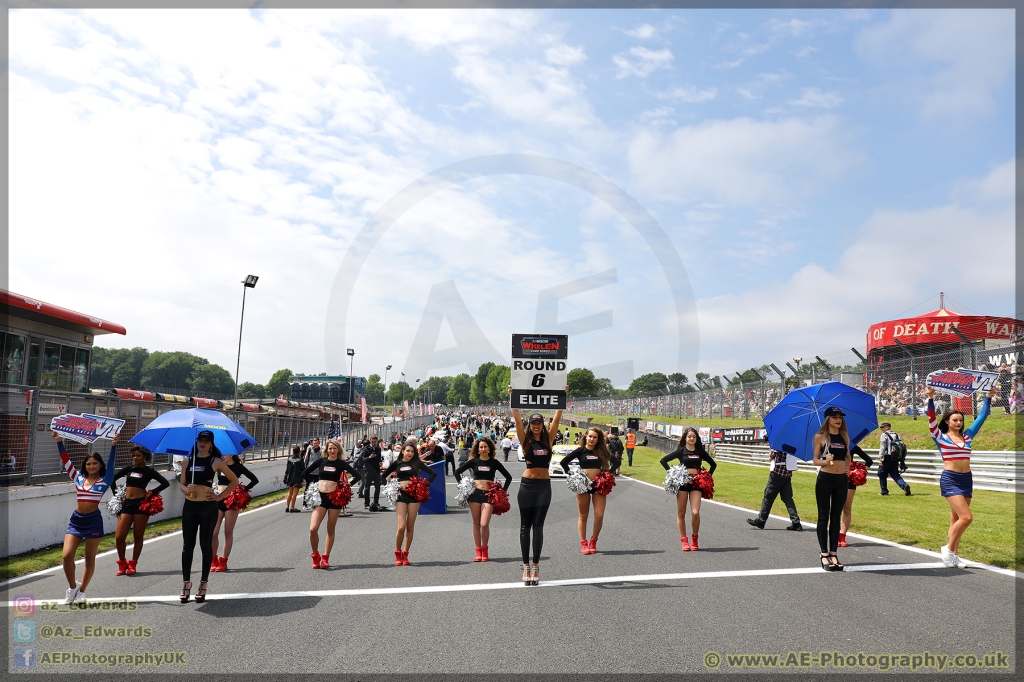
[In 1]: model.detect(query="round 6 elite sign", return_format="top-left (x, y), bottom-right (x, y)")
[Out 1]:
top-left (510, 334), bottom-right (569, 410)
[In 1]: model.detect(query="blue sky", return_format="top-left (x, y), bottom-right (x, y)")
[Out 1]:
top-left (9, 9), bottom-right (1015, 387)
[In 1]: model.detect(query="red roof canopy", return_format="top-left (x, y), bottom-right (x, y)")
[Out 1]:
top-left (1, 289), bottom-right (127, 336)
top-left (867, 308), bottom-right (1022, 353)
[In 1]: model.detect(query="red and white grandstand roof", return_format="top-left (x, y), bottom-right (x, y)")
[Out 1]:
top-left (866, 308), bottom-right (1022, 353)
top-left (2, 289), bottom-right (126, 336)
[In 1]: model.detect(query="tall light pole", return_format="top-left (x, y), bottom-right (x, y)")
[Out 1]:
top-left (233, 275), bottom-right (258, 413)
top-left (384, 364), bottom-right (392, 401)
top-left (400, 372), bottom-right (406, 407)
top-left (346, 348), bottom-right (355, 405)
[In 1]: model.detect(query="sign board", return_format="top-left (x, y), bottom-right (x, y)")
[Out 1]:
top-left (38, 402), bottom-right (67, 416)
top-left (50, 413), bottom-right (125, 444)
top-left (510, 334), bottom-right (568, 410)
top-left (925, 368), bottom-right (999, 398)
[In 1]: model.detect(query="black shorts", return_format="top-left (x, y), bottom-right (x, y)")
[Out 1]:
top-left (120, 497), bottom-right (149, 517)
top-left (847, 481), bottom-right (857, 491)
top-left (397, 491), bottom-right (420, 505)
top-left (217, 500), bottom-right (229, 513)
top-left (467, 488), bottom-right (489, 504)
top-left (318, 492), bottom-right (344, 510)
top-left (676, 483), bottom-right (694, 493)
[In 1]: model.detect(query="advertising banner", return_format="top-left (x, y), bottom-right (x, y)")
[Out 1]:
top-left (51, 413), bottom-right (126, 445)
top-left (925, 368), bottom-right (999, 398)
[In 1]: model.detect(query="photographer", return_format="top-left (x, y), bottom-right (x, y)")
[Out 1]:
top-left (878, 422), bottom-right (911, 496)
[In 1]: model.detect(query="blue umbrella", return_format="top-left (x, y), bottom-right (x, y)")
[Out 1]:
top-left (763, 382), bottom-right (878, 461)
top-left (130, 408), bottom-right (258, 456)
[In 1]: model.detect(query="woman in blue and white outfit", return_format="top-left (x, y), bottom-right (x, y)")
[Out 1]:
top-left (52, 431), bottom-right (119, 604)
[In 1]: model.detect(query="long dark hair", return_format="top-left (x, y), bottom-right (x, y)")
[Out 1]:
top-left (938, 409), bottom-right (965, 435)
top-left (400, 440), bottom-right (422, 472)
top-left (521, 419), bottom-right (550, 455)
top-left (471, 437), bottom-right (496, 461)
top-left (190, 442), bottom-right (223, 459)
top-left (584, 427), bottom-right (612, 470)
top-left (83, 452), bottom-right (107, 478)
top-left (678, 427), bottom-right (708, 456)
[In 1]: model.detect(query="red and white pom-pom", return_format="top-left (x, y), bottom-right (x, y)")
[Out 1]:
top-left (692, 468), bottom-right (715, 500)
top-left (405, 476), bottom-right (430, 503)
top-left (138, 493), bottom-right (164, 515)
top-left (223, 487), bottom-right (252, 511)
top-left (486, 482), bottom-right (511, 515)
top-left (848, 461), bottom-right (868, 487)
top-left (327, 479), bottom-right (352, 508)
top-left (592, 470), bottom-right (617, 496)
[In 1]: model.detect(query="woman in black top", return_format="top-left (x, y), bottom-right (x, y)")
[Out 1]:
top-left (112, 445), bottom-right (169, 576)
top-left (838, 445), bottom-right (873, 548)
top-left (210, 455), bottom-right (259, 572)
top-left (383, 441), bottom-right (437, 566)
top-left (454, 437), bottom-right (512, 562)
top-left (283, 445), bottom-right (304, 512)
top-left (301, 439), bottom-right (361, 569)
top-left (561, 427), bottom-right (616, 555)
top-left (812, 407), bottom-right (852, 571)
top-left (178, 431), bottom-right (238, 604)
top-left (511, 393), bottom-right (565, 586)
top-left (660, 427), bottom-right (716, 551)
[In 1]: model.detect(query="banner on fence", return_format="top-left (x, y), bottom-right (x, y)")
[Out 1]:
top-left (925, 368), bottom-right (999, 398)
top-left (51, 413), bottom-right (126, 444)
top-left (698, 427), bottom-right (711, 444)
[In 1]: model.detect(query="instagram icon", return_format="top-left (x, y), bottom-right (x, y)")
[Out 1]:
top-left (12, 595), bottom-right (35, 617)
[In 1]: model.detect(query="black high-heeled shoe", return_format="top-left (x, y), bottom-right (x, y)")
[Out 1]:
top-left (820, 553), bottom-right (833, 572)
top-left (828, 553), bottom-right (844, 571)
top-left (194, 581), bottom-right (209, 603)
top-left (530, 564), bottom-right (539, 586)
top-left (179, 581), bottom-right (192, 603)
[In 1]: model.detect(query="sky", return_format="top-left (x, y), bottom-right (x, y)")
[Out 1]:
top-left (8, 8), bottom-right (1016, 388)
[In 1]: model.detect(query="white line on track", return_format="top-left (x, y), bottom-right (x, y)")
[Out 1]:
top-left (0, 561), bottom-right (951, 607)
top-left (617, 475), bottom-right (1024, 580)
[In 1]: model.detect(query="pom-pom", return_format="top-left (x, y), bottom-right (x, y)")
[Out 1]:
top-left (138, 493), bottom-right (164, 515)
top-left (381, 479), bottom-right (401, 506)
top-left (663, 465), bottom-right (692, 495)
top-left (848, 461), bottom-right (867, 487)
top-left (566, 470), bottom-right (592, 495)
top-left (455, 474), bottom-right (475, 508)
top-left (692, 468), bottom-right (715, 499)
top-left (486, 482), bottom-right (511, 515)
top-left (405, 476), bottom-right (430, 503)
top-left (224, 487), bottom-right (252, 511)
top-left (303, 486), bottom-right (321, 510)
top-left (107, 486), bottom-right (125, 517)
top-left (592, 470), bottom-right (616, 496)
top-left (327, 479), bottom-right (352, 508)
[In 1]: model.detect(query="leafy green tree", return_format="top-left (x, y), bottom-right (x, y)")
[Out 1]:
top-left (365, 373), bottom-right (385, 405)
top-left (628, 372), bottom-right (670, 396)
top-left (415, 376), bottom-right (451, 404)
top-left (446, 373), bottom-right (472, 405)
top-left (694, 372), bottom-right (711, 389)
top-left (236, 382), bottom-right (265, 399)
top-left (667, 372), bottom-right (690, 393)
top-left (470, 362), bottom-right (496, 405)
top-left (141, 351), bottom-right (207, 391)
top-left (594, 377), bottom-right (622, 397)
top-left (266, 368), bottom-right (293, 399)
top-left (189, 363), bottom-right (234, 395)
top-left (385, 381), bottom-right (412, 404)
top-left (92, 347), bottom-right (149, 388)
top-left (567, 368), bottom-right (598, 398)
top-left (485, 365), bottom-right (510, 402)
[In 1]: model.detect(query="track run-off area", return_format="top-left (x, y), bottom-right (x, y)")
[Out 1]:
top-left (4, 462), bottom-right (1019, 676)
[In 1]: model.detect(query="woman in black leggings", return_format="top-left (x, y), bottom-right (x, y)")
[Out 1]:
top-left (812, 407), bottom-right (852, 571)
top-left (510, 395), bottom-right (564, 586)
top-left (178, 431), bottom-right (238, 603)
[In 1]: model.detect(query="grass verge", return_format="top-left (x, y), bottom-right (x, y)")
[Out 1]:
top-left (1, 488), bottom-right (291, 582)
top-left (574, 412), bottom-right (1022, 451)
top-left (624, 445), bottom-right (1020, 570)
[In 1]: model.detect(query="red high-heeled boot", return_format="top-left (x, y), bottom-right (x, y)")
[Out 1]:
top-left (480, 546), bottom-right (489, 562)
top-left (311, 551), bottom-right (321, 569)
top-left (126, 560), bottom-right (138, 575)
top-left (116, 560), bottom-right (129, 576)
top-left (690, 535), bottom-right (699, 551)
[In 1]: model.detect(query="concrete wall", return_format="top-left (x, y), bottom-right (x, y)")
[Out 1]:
top-left (1, 459), bottom-right (289, 557)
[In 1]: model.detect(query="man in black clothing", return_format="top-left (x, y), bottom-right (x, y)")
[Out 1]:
top-left (747, 449), bottom-right (801, 530)
top-left (607, 433), bottom-right (624, 475)
top-left (420, 438), bottom-right (445, 471)
top-left (360, 436), bottom-right (383, 511)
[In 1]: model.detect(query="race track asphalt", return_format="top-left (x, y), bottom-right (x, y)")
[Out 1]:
top-left (4, 459), bottom-right (1017, 676)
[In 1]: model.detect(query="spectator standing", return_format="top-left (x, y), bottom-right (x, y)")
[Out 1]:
top-left (877, 422), bottom-right (911, 496)
top-left (607, 432), bottom-right (624, 475)
top-left (303, 438), bottom-right (322, 489)
top-left (746, 449), bottom-right (802, 530)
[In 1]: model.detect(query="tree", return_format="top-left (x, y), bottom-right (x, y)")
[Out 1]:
top-left (469, 378), bottom-right (484, 405)
top-left (141, 351), bottom-right (207, 391)
top-left (694, 372), bottom-right (710, 389)
top-left (92, 347), bottom-right (149, 388)
top-left (365, 373), bottom-right (385, 405)
top-left (446, 373), bottom-right (472, 405)
top-left (236, 382), bottom-right (265, 399)
top-left (594, 377), bottom-right (622, 397)
top-left (567, 368), bottom-right (598, 398)
top-left (485, 365), bottom-right (510, 402)
top-left (385, 381), bottom-right (412, 404)
top-left (667, 372), bottom-right (690, 393)
top-left (189, 363), bottom-right (234, 396)
top-left (628, 372), bottom-right (670, 396)
top-left (471, 362), bottom-right (496, 405)
top-left (415, 376), bottom-right (451, 404)
top-left (266, 368), bottom-right (293, 399)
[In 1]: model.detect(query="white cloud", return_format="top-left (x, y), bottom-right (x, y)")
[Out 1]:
top-left (544, 44), bottom-right (586, 66)
top-left (655, 85), bottom-right (717, 103)
top-left (795, 45), bottom-right (820, 58)
top-left (855, 9), bottom-right (1013, 122)
top-left (789, 87), bottom-right (843, 108)
top-left (625, 23), bottom-right (657, 39)
top-left (766, 17), bottom-right (813, 37)
top-left (628, 116), bottom-right (858, 206)
top-left (613, 47), bottom-right (674, 79)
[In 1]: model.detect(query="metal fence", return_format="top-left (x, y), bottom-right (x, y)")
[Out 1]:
top-left (569, 342), bottom-right (1023, 421)
top-left (0, 385), bottom-right (434, 487)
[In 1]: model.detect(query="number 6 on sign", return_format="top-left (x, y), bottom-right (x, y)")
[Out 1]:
top-left (510, 334), bottom-right (568, 409)
top-left (532, 374), bottom-right (546, 388)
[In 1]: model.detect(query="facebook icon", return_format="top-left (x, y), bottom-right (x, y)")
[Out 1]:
top-left (13, 646), bottom-right (35, 669)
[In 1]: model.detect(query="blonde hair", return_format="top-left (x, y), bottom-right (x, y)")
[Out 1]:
top-left (324, 439), bottom-right (344, 457)
top-left (816, 417), bottom-right (849, 455)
